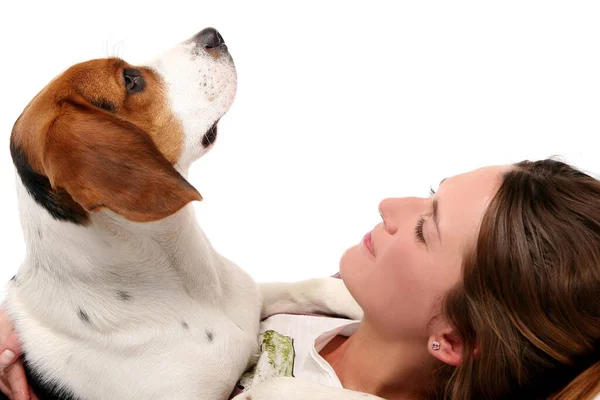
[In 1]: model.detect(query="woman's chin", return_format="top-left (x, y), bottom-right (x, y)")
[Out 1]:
top-left (339, 245), bottom-right (372, 298)
top-left (341, 243), bottom-right (373, 269)
top-left (339, 245), bottom-right (359, 273)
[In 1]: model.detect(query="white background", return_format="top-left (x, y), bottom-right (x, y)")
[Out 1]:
top-left (1, 1), bottom-right (599, 300)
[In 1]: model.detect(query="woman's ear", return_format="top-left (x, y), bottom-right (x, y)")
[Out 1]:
top-left (43, 99), bottom-right (202, 222)
top-left (427, 317), bottom-right (466, 367)
top-left (428, 329), bottom-right (464, 366)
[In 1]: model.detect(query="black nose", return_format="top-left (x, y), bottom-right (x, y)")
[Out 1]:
top-left (195, 27), bottom-right (225, 49)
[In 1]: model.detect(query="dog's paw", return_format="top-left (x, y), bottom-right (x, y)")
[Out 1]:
top-left (318, 278), bottom-right (363, 320)
top-left (259, 277), bottom-right (363, 320)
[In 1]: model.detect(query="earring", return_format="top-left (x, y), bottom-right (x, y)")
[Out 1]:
top-left (431, 341), bottom-right (441, 351)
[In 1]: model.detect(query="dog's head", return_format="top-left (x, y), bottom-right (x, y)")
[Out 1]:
top-left (10, 28), bottom-right (236, 224)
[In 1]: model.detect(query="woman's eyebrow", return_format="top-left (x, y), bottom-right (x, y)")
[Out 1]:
top-left (433, 198), bottom-right (441, 242)
top-left (432, 178), bottom-right (446, 242)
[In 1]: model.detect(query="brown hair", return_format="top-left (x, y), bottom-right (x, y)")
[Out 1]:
top-left (435, 159), bottom-right (600, 399)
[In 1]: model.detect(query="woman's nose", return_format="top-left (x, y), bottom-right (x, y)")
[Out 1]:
top-left (378, 197), bottom-right (425, 234)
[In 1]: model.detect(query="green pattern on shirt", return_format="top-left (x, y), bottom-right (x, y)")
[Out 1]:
top-left (238, 330), bottom-right (295, 390)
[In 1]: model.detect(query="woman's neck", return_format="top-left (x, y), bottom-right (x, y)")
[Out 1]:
top-left (320, 319), bottom-right (431, 400)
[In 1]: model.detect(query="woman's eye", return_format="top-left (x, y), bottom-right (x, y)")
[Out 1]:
top-left (123, 68), bottom-right (146, 93)
top-left (415, 216), bottom-right (426, 243)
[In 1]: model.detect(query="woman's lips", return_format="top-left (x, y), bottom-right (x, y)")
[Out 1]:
top-left (362, 231), bottom-right (375, 256)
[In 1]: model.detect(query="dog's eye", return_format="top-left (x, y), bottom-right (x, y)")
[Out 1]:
top-left (123, 68), bottom-right (146, 94)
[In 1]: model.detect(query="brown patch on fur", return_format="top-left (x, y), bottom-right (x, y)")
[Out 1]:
top-left (12, 58), bottom-right (184, 170)
top-left (10, 58), bottom-right (197, 222)
top-left (116, 62), bottom-right (184, 163)
top-left (206, 48), bottom-right (224, 61)
top-left (43, 96), bottom-right (201, 222)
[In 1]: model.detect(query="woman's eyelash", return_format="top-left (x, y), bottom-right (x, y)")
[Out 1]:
top-left (415, 186), bottom-right (436, 243)
top-left (415, 216), bottom-right (426, 243)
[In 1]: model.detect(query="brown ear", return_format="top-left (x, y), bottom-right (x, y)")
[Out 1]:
top-left (43, 100), bottom-right (201, 222)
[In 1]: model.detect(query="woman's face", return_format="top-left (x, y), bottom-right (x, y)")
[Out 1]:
top-left (340, 165), bottom-right (509, 340)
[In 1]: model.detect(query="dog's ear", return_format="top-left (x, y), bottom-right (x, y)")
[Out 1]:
top-left (43, 99), bottom-right (201, 222)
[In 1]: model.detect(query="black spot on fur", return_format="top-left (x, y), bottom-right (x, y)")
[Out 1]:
top-left (22, 356), bottom-right (80, 400)
top-left (201, 124), bottom-right (218, 148)
top-left (181, 321), bottom-right (189, 330)
top-left (91, 98), bottom-right (117, 113)
top-left (117, 290), bottom-right (132, 301)
top-left (37, 228), bottom-right (43, 238)
top-left (77, 307), bottom-right (91, 324)
top-left (206, 329), bottom-right (214, 342)
top-left (10, 275), bottom-right (16, 281)
top-left (10, 143), bottom-right (88, 225)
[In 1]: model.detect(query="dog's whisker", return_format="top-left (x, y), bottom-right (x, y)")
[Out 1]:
top-left (102, 39), bottom-right (109, 58)
top-left (112, 41), bottom-right (125, 59)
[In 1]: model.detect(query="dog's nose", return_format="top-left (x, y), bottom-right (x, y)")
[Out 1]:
top-left (195, 27), bottom-right (225, 49)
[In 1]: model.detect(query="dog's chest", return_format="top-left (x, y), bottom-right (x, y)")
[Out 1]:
top-left (7, 203), bottom-right (263, 399)
top-left (19, 307), bottom-right (258, 400)
top-left (127, 312), bottom-right (258, 399)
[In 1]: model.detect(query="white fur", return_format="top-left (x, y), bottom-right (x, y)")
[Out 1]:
top-left (231, 377), bottom-right (383, 400)
top-left (147, 37), bottom-right (237, 170)
top-left (4, 31), bottom-right (363, 400)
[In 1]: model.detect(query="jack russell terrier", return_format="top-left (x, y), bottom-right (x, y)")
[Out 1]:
top-left (3, 27), bottom-right (379, 399)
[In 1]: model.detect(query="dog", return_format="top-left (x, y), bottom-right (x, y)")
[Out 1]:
top-left (3, 27), bottom-right (373, 399)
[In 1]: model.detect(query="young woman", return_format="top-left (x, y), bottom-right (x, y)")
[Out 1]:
top-left (1, 159), bottom-right (599, 399)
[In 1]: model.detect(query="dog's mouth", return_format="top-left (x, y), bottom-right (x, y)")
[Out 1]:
top-left (201, 122), bottom-right (218, 148)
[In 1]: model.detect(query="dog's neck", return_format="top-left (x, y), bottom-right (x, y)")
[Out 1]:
top-left (14, 175), bottom-right (225, 331)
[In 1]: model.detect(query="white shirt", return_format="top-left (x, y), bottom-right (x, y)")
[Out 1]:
top-left (237, 314), bottom-right (360, 391)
